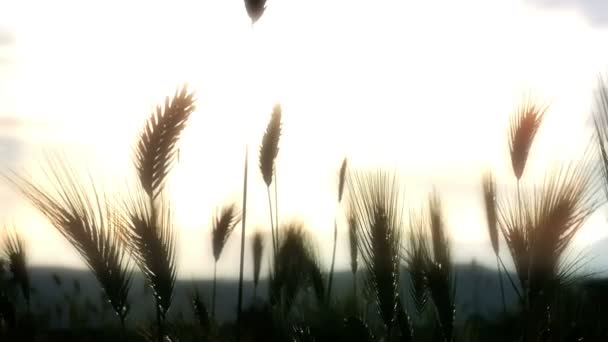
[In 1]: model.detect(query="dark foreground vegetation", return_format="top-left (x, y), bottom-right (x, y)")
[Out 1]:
top-left (3, 1), bottom-right (608, 341)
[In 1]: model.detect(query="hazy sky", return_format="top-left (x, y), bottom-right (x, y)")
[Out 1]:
top-left (1, 0), bottom-right (608, 278)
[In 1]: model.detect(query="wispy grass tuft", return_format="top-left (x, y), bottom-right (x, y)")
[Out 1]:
top-left (508, 96), bottom-right (547, 180)
top-left (338, 157), bottom-right (348, 203)
top-left (128, 86), bottom-right (193, 341)
top-left (482, 171), bottom-right (499, 255)
top-left (426, 191), bottom-right (454, 342)
top-left (244, 0), bottom-right (267, 24)
top-left (2, 226), bottom-right (30, 310)
top-left (269, 222), bottom-right (325, 312)
top-left (210, 203), bottom-right (241, 317)
top-left (498, 153), bottom-right (600, 338)
top-left (211, 204), bottom-right (241, 262)
top-left (121, 191), bottom-right (176, 325)
top-left (259, 104), bottom-right (282, 256)
top-left (6, 156), bottom-right (132, 327)
top-left (482, 170), bottom-right (507, 312)
top-left (403, 211), bottom-right (431, 317)
top-left (347, 169), bottom-right (409, 336)
top-left (328, 157), bottom-right (348, 300)
top-left (251, 230), bottom-right (264, 297)
top-left (135, 86), bottom-right (195, 200)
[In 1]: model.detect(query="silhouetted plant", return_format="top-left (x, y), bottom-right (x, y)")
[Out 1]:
top-left (236, 146), bottom-right (249, 338)
top-left (135, 86), bottom-right (196, 201)
top-left (482, 171), bottom-right (507, 313)
top-left (508, 97), bottom-right (547, 181)
top-left (426, 191), bottom-right (454, 342)
top-left (2, 226), bottom-right (30, 312)
top-left (328, 157), bottom-right (347, 300)
top-left (346, 205), bottom-right (358, 297)
top-left (191, 289), bottom-right (210, 336)
top-left (6, 157), bottom-right (132, 328)
top-left (269, 222), bottom-right (325, 313)
top-left (347, 170), bottom-right (412, 339)
top-left (251, 230), bottom-right (264, 297)
top-left (498, 156), bottom-right (600, 340)
top-left (210, 203), bottom-right (241, 317)
top-left (403, 211), bottom-right (431, 317)
top-left (125, 85), bottom-right (194, 341)
top-left (259, 104), bottom-right (282, 257)
top-left (244, 0), bottom-right (267, 24)
top-left (121, 190), bottom-right (176, 339)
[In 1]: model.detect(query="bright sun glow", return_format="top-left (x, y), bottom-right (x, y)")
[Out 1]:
top-left (1, 0), bottom-right (608, 276)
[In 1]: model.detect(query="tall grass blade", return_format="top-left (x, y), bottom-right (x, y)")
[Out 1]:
top-left (237, 146), bottom-right (249, 337)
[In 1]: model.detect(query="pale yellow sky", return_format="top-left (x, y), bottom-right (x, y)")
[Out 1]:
top-left (1, 0), bottom-right (608, 277)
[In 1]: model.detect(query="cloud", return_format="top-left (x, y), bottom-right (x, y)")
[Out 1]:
top-left (526, 0), bottom-right (608, 27)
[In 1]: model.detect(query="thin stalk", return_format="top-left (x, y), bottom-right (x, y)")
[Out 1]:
top-left (149, 196), bottom-right (163, 342)
top-left (327, 219), bottom-right (338, 300)
top-left (497, 255), bottom-right (506, 313)
top-left (236, 146), bottom-right (249, 341)
top-left (498, 255), bottom-right (523, 301)
top-left (212, 262), bottom-right (217, 318)
top-left (267, 187), bottom-right (276, 257)
top-left (517, 181), bottom-right (528, 306)
top-left (274, 168), bottom-right (279, 242)
top-left (156, 304), bottom-right (162, 342)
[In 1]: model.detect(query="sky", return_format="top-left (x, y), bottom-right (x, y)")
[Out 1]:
top-left (1, 0), bottom-right (608, 278)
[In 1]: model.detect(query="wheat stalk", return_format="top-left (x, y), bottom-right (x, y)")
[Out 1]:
top-left (244, 0), bottom-right (267, 24)
top-left (129, 86), bottom-right (193, 341)
top-left (508, 96), bottom-right (548, 180)
top-left (210, 203), bottom-right (241, 317)
top-left (135, 86), bottom-right (195, 200)
top-left (5, 156), bottom-right (132, 327)
top-left (426, 191), bottom-right (454, 342)
top-left (347, 169), bottom-right (409, 336)
top-left (328, 157), bottom-right (348, 300)
top-left (251, 230), bottom-right (264, 297)
top-left (259, 104), bottom-right (282, 256)
top-left (269, 222), bottom-right (325, 313)
top-left (236, 146), bottom-right (249, 337)
top-left (403, 211), bottom-right (431, 317)
top-left (120, 190), bottom-right (176, 334)
top-left (2, 226), bottom-right (30, 311)
top-left (498, 152), bottom-right (600, 339)
top-left (481, 171), bottom-right (507, 313)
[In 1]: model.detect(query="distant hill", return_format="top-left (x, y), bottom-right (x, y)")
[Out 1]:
top-left (13, 262), bottom-right (521, 328)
